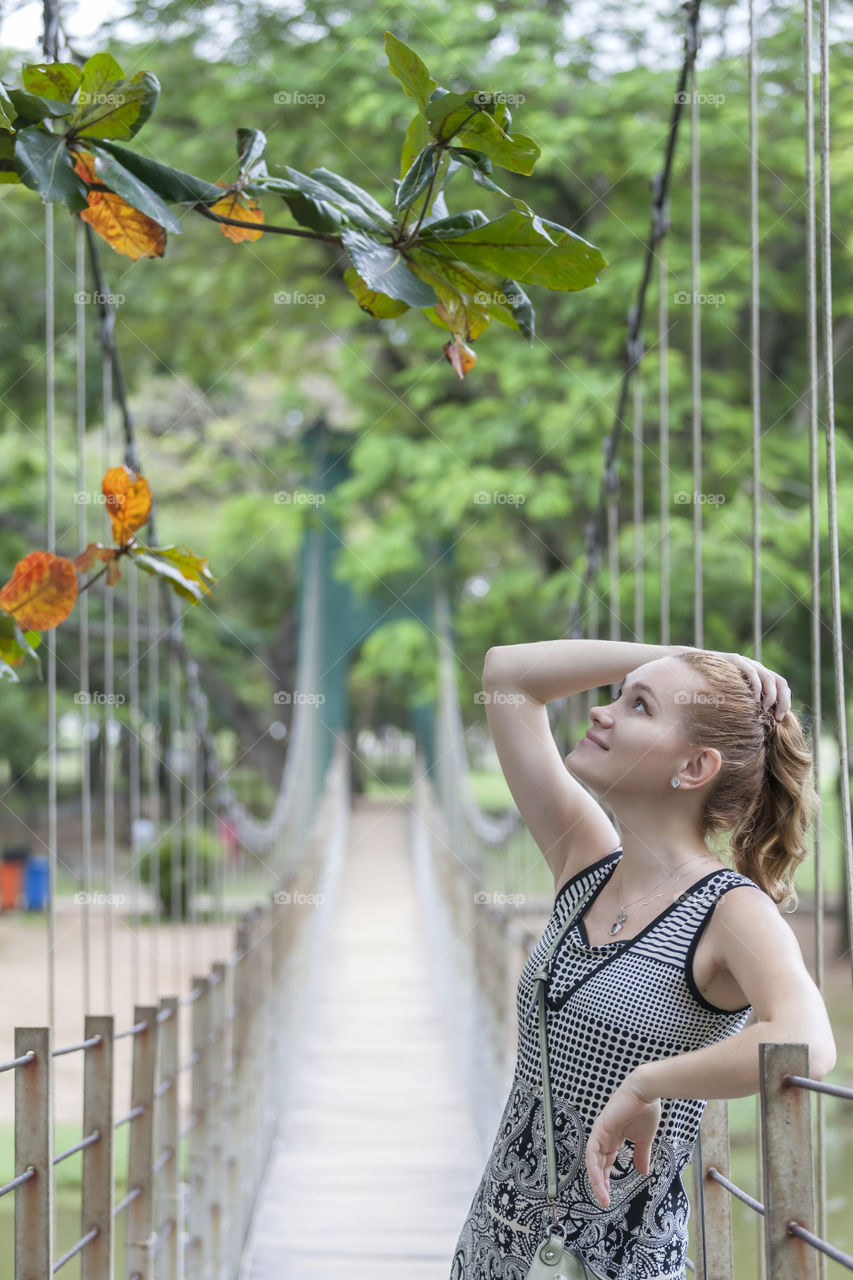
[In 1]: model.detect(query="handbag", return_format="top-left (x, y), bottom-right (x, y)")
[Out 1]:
top-left (522, 878), bottom-right (600, 1280)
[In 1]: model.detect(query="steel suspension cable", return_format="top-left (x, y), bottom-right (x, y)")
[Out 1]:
top-left (804, 0), bottom-right (828, 1268)
top-left (819, 0), bottom-right (853, 1000)
top-left (44, 198), bottom-right (57, 1030)
top-left (75, 220), bottom-right (93, 1018)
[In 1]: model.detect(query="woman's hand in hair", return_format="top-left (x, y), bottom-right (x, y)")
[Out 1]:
top-left (711, 651), bottom-right (792, 721)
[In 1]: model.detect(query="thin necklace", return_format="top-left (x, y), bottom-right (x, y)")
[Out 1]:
top-left (609, 852), bottom-right (717, 936)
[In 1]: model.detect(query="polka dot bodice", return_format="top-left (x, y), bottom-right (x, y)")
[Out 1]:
top-left (450, 848), bottom-right (756, 1280)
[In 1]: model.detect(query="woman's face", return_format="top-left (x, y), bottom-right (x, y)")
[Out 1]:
top-left (563, 658), bottom-right (701, 798)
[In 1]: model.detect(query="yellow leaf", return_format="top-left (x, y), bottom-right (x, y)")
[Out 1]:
top-left (209, 182), bottom-right (265, 243)
top-left (102, 465), bottom-right (152, 546)
top-left (72, 149), bottom-right (166, 260)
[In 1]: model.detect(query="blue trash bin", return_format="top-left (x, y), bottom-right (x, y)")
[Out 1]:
top-left (25, 855), bottom-right (50, 910)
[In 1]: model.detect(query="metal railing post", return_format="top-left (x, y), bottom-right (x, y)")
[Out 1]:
top-left (187, 976), bottom-right (211, 1277)
top-left (157, 997), bottom-right (180, 1280)
top-left (232, 920), bottom-right (252, 1262)
top-left (126, 1006), bottom-right (159, 1280)
top-left (209, 963), bottom-right (227, 1280)
top-left (691, 1098), bottom-right (735, 1280)
top-left (248, 912), bottom-right (264, 1213)
top-left (760, 1042), bottom-right (819, 1280)
top-left (15, 1026), bottom-right (53, 1280)
top-left (81, 1015), bottom-right (114, 1280)
top-left (262, 913), bottom-right (276, 1175)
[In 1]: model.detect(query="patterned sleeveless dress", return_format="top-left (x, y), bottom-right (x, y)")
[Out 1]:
top-left (449, 848), bottom-right (756, 1280)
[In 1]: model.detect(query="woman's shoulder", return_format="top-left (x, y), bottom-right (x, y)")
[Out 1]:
top-left (553, 845), bottom-right (622, 902)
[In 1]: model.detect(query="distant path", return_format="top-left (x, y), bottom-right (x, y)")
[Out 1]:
top-left (238, 794), bottom-right (483, 1279)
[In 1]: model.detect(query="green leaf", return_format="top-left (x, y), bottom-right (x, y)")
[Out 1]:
top-left (0, 131), bottom-right (19, 183)
top-left (21, 62), bottom-right (83, 103)
top-left (85, 142), bottom-right (183, 233)
top-left (423, 91), bottom-right (484, 144)
top-left (448, 146), bottom-right (536, 216)
top-left (91, 138), bottom-right (225, 203)
top-left (78, 51), bottom-right (126, 97)
top-left (6, 88), bottom-right (75, 123)
top-left (417, 209), bottom-right (491, 238)
top-left (406, 249), bottom-right (533, 339)
top-left (131, 544), bottom-right (214, 604)
top-left (269, 188), bottom-right (347, 233)
top-left (395, 144), bottom-right (439, 211)
top-left (0, 80), bottom-right (18, 132)
top-left (400, 111), bottom-right (430, 180)
top-left (343, 266), bottom-right (411, 318)
top-left (384, 31), bottom-right (438, 109)
top-left (237, 127), bottom-right (267, 177)
top-left (0, 612), bottom-right (42, 679)
top-left (13, 124), bottom-right (89, 211)
top-left (455, 114), bottom-right (540, 176)
top-left (73, 66), bottom-right (161, 141)
top-left (491, 277), bottom-right (535, 340)
top-left (260, 167), bottom-right (392, 233)
top-left (404, 252), bottom-right (492, 340)
top-left (418, 210), bottom-right (608, 291)
top-left (340, 228), bottom-right (438, 308)
top-left (308, 169), bottom-right (395, 229)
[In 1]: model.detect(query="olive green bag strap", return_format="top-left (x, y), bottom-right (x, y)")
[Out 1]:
top-left (523, 876), bottom-right (601, 1279)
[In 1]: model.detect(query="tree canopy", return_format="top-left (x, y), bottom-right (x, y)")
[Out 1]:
top-left (1, 0), bottom-right (851, 804)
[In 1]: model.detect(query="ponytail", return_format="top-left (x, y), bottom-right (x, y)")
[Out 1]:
top-left (674, 651), bottom-right (818, 911)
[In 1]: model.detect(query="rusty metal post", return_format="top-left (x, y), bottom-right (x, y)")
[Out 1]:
top-left (157, 997), bottom-right (180, 1280)
top-left (231, 920), bottom-right (252, 1262)
top-left (187, 976), bottom-right (211, 1278)
top-left (261, 913), bottom-right (276, 1177)
top-left (271, 887), bottom-right (288, 1115)
top-left (759, 1042), bottom-right (819, 1280)
top-left (81, 1015), bottom-right (114, 1280)
top-left (15, 1026), bottom-right (53, 1280)
top-left (126, 1006), bottom-right (159, 1280)
top-left (690, 1098), bottom-right (735, 1280)
top-left (209, 963), bottom-right (227, 1280)
top-left (248, 911), bottom-right (265, 1212)
top-left (223, 953), bottom-right (242, 1280)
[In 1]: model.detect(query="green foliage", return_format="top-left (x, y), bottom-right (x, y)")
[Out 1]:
top-left (138, 825), bottom-right (220, 920)
top-left (0, 34), bottom-right (610, 373)
top-left (1, 0), bottom-right (852, 796)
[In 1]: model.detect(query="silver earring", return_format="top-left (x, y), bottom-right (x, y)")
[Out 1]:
top-left (671, 777), bottom-right (680, 788)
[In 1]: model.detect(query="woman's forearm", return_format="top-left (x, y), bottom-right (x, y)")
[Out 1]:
top-left (482, 639), bottom-right (693, 705)
top-left (631, 1019), bottom-right (836, 1102)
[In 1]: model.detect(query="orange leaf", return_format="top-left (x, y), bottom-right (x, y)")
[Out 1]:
top-left (102, 465), bottom-right (152, 546)
top-left (76, 542), bottom-right (120, 573)
top-left (209, 182), bottom-right (265, 243)
top-left (0, 552), bottom-right (78, 631)
top-left (72, 150), bottom-right (98, 183)
top-left (443, 334), bottom-right (477, 380)
top-left (73, 149), bottom-right (166, 261)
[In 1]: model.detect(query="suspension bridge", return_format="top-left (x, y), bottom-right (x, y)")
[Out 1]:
top-left (1, 0), bottom-right (852, 1276)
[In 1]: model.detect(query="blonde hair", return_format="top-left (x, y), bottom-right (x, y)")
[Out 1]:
top-left (672, 650), bottom-right (818, 912)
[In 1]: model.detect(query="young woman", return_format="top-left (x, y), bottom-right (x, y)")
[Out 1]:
top-left (450, 639), bottom-right (837, 1280)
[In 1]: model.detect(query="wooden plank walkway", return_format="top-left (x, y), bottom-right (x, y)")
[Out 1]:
top-left (238, 795), bottom-right (484, 1279)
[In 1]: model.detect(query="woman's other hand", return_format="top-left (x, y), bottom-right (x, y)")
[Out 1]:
top-left (585, 1074), bottom-right (662, 1210)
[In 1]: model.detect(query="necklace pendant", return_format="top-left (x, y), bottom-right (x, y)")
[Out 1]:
top-left (609, 909), bottom-right (627, 936)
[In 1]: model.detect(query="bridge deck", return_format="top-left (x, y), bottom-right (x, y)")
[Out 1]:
top-left (238, 794), bottom-right (484, 1278)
